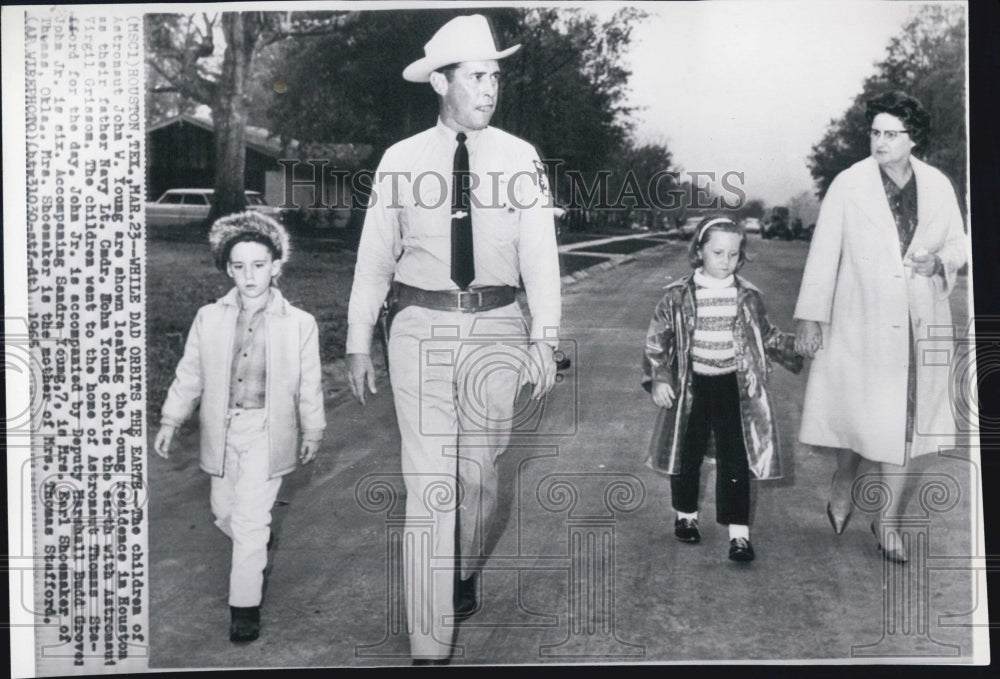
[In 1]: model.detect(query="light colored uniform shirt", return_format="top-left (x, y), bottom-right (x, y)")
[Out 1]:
top-left (346, 119), bottom-right (561, 354)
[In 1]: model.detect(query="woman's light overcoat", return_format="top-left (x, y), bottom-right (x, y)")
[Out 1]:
top-left (794, 156), bottom-right (967, 465)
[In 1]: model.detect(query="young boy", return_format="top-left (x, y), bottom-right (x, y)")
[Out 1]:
top-left (153, 211), bottom-right (326, 642)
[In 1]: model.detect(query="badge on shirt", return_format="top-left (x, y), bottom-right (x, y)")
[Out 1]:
top-left (533, 159), bottom-right (550, 198)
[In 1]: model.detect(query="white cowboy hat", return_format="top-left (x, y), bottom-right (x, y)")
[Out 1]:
top-left (402, 14), bottom-right (521, 83)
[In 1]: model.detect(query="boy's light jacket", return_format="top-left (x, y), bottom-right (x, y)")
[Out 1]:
top-left (161, 287), bottom-right (326, 479)
top-left (642, 274), bottom-right (802, 480)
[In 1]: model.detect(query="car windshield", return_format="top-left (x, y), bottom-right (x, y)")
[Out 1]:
top-left (245, 194), bottom-right (265, 206)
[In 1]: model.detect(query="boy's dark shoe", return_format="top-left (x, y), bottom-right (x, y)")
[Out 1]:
top-left (230, 605), bottom-right (261, 642)
top-left (728, 537), bottom-right (755, 562)
top-left (453, 574), bottom-right (478, 619)
top-left (674, 517), bottom-right (701, 543)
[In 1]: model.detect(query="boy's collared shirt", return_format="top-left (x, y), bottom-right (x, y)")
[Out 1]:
top-left (229, 291), bottom-right (271, 409)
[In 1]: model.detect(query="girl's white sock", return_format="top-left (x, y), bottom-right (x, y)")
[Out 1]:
top-left (729, 524), bottom-right (749, 540)
top-left (677, 511), bottom-right (698, 521)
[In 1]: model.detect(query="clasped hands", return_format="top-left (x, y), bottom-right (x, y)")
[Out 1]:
top-left (652, 319), bottom-right (823, 408)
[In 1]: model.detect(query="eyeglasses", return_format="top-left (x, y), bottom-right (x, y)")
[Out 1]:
top-left (870, 128), bottom-right (909, 141)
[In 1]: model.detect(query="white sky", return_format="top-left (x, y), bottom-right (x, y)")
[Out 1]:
top-left (592, 0), bottom-right (924, 205)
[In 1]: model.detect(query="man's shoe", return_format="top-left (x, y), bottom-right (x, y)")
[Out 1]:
top-left (826, 502), bottom-right (852, 535)
top-left (453, 574), bottom-right (478, 619)
top-left (229, 605), bottom-right (260, 642)
top-left (728, 537), bottom-right (755, 562)
top-left (674, 517), bottom-right (701, 543)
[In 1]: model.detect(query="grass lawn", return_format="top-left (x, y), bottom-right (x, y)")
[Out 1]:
top-left (146, 227), bottom-right (356, 416)
top-left (559, 252), bottom-right (611, 276)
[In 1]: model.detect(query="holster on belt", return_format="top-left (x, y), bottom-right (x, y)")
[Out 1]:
top-left (375, 284), bottom-right (398, 377)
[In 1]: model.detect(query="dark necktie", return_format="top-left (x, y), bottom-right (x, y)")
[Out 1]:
top-left (451, 132), bottom-right (475, 290)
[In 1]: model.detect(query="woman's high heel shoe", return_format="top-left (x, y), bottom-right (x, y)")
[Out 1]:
top-left (826, 471), bottom-right (853, 535)
top-left (826, 502), bottom-right (852, 535)
top-left (871, 521), bottom-right (908, 564)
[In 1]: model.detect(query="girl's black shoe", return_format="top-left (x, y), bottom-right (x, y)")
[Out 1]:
top-left (674, 517), bottom-right (701, 543)
top-left (728, 537), bottom-right (755, 562)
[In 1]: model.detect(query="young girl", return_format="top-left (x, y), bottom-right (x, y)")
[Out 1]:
top-left (641, 216), bottom-right (802, 562)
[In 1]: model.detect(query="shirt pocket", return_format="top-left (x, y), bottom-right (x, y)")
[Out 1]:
top-left (403, 173), bottom-right (451, 242)
top-left (474, 177), bottom-right (519, 245)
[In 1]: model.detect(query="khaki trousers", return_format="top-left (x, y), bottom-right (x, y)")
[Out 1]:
top-left (210, 408), bottom-right (283, 607)
top-left (387, 303), bottom-right (526, 659)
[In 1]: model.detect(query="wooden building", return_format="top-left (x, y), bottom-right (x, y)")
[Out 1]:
top-left (146, 113), bottom-right (371, 219)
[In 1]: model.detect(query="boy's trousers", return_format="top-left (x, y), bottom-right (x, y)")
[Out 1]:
top-left (387, 303), bottom-right (526, 660)
top-left (210, 407), bottom-right (282, 607)
top-left (671, 372), bottom-right (751, 525)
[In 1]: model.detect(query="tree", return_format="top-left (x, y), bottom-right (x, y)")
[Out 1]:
top-left (740, 199), bottom-right (766, 221)
top-left (787, 190), bottom-right (820, 227)
top-left (493, 7), bottom-right (645, 229)
top-left (807, 6), bottom-right (966, 204)
top-left (146, 12), bottom-right (352, 220)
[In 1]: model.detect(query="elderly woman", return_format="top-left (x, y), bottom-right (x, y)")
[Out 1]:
top-left (794, 91), bottom-right (967, 563)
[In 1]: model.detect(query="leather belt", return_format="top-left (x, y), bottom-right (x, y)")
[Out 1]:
top-left (392, 282), bottom-right (516, 314)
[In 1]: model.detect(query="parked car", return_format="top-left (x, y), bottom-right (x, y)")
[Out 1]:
top-left (146, 189), bottom-right (288, 227)
top-left (741, 217), bottom-right (761, 234)
top-left (679, 216), bottom-right (703, 239)
top-left (761, 206), bottom-right (794, 240)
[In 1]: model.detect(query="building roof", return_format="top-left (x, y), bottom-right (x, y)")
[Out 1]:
top-left (148, 113), bottom-right (372, 168)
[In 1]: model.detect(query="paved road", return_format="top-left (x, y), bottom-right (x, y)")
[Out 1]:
top-left (149, 236), bottom-right (980, 667)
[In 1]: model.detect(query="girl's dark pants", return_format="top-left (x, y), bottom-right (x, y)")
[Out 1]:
top-left (670, 372), bottom-right (750, 525)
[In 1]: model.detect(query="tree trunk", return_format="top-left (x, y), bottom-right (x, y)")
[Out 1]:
top-left (209, 13), bottom-right (257, 222)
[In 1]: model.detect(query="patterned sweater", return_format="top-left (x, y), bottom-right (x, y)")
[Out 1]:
top-left (691, 269), bottom-right (737, 375)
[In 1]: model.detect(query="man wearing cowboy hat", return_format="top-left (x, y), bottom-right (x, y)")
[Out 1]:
top-left (347, 14), bottom-right (561, 663)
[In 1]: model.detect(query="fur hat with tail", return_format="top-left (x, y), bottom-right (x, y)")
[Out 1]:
top-left (208, 211), bottom-right (291, 273)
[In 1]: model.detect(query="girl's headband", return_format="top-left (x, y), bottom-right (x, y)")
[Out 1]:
top-left (696, 217), bottom-right (736, 243)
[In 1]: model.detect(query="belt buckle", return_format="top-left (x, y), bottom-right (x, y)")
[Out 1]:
top-left (459, 289), bottom-right (483, 311)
